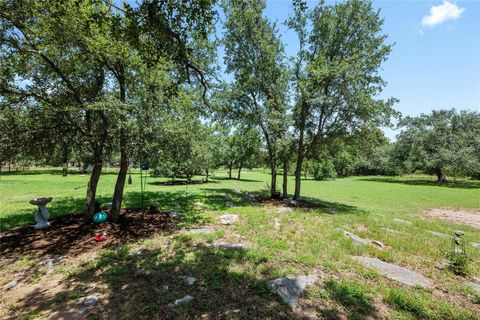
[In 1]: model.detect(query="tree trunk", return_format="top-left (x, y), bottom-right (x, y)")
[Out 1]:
top-left (84, 151), bottom-right (103, 222)
top-left (228, 164), bottom-right (232, 179)
top-left (110, 130), bottom-right (128, 221)
top-left (205, 168), bottom-right (209, 182)
top-left (237, 163), bottom-right (242, 180)
top-left (282, 158), bottom-right (288, 199)
top-left (110, 73), bottom-right (127, 222)
top-left (294, 131), bottom-right (305, 201)
top-left (436, 168), bottom-right (447, 183)
top-left (270, 160), bottom-right (278, 198)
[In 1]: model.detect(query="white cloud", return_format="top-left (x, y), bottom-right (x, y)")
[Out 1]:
top-left (421, 1), bottom-right (465, 27)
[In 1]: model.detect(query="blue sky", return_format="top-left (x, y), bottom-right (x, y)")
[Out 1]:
top-left (217, 0), bottom-right (479, 139)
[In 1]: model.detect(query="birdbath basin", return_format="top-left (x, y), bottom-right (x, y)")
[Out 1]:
top-left (30, 197), bottom-right (53, 206)
top-left (30, 197), bottom-right (53, 229)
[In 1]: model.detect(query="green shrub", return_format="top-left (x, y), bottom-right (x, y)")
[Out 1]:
top-left (310, 159), bottom-right (336, 181)
top-left (444, 250), bottom-right (470, 276)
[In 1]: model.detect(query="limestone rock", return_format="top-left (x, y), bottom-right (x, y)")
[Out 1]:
top-left (187, 228), bottom-right (213, 235)
top-left (472, 242), bottom-right (480, 248)
top-left (274, 218), bottom-right (281, 230)
top-left (172, 295), bottom-right (193, 307)
top-left (283, 198), bottom-right (297, 206)
top-left (353, 256), bottom-right (432, 288)
top-left (268, 274), bottom-right (318, 308)
top-left (220, 213), bottom-right (238, 225)
top-left (213, 242), bottom-right (248, 250)
top-left (39, 256), bottom-right (64, 266)
top-left (465, 282), bottom-right (480, 295)
top-left (168, 211), bottom-right (182, 219)
top-left (343, 230), bottom-right (369, 245)
top-left (393, 218), bottom-right (412, 225)
top-left (4, 280), bottom-right (18, 290)
top-left (277, 207), bottom-right (293, 213)
top-left (77, 294), bottom-right (98, 312)
top-left (184, 276), bottom-right (197, 285)
top-left (242, 193), bottom-right (254, 202)
top-left (383, 227), bottom-right (400, 234)
top-left (226, 201), bottom-right (235, 207)
top-left (231, 188), bottom-right (241, 194)
top-left (428, 231), bottom-right (450, 238)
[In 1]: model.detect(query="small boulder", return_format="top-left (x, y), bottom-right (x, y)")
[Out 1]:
top-left (343, 230), bottom-right (368, 245)
top-left (226, 201), bottom-right (235, 207)
top-left (353, 256), bottom-right (432, 288)
top-left (472, 242), bottom-right (480, 248)
top-left (220, 213), bottom-right (239, 225)
top-left (214, 242), bottom-right (248, 250)
top-left (77, 294), bottom-right (98, 310)
top-left (465, 282), bottom-right (480, 295)
top-left (4, 280), bottom-right (18, 290)
top-left (231, 188), bottom-right (241, 194)
top-left (172, 295), bottom-right (193, 307)
top-left (242, 193), bottom-right (254, 202)
top-left (283, 198), bottom-right (297, 206)
top-left (187, 229), bottom-right (213, 235)
top-left (393, 218), bottom-right (412, 225)
top-left (184, 276), bottom-right (197, 285)
top-left (274, 218), bottom-right (281, 230)
top-left (168, 211), bottom-right (182, 219)
top-left (268, 274), bottom-right (317, 308)
top-left (39, 256), bottom-right (64, 266)
top-left (277, 207), bottom-right (293, 213)
top-left (428, 231), bottom-right (450, 238)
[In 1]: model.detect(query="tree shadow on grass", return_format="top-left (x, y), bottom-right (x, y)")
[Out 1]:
top-left (200, 187), bottom-right (363, 216)
top-left (358, 177), bottom-right (480, 189)
top-left (0, 168), bottom-right (122, 176)
top-left (9, 240), bottom-right (308, 319)
top-left (212, 176), bottom-right (264, 183)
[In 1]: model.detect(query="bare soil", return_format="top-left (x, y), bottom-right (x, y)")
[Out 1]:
top-left (424, 207), bottom-right (480, 229)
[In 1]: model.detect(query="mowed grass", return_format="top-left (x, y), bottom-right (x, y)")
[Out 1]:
top-left (1, 168), bottom-right (479, 230)
top-left (1, 169), bottom-right (479, 319)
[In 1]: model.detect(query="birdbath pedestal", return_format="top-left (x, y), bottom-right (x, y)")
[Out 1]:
top-left (30, 197), bottom-right (53, 229)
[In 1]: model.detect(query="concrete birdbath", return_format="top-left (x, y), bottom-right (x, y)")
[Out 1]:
top-left (30, 197), bottom-right (53, 229)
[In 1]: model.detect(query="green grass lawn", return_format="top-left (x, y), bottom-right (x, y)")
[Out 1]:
top-left (1, 169), bottom-right (479, 319)
top-left (1, 168), bottom-right (479, 230)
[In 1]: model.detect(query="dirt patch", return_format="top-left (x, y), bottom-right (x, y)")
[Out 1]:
top-left (424, 207), bottom-right (480, 229)
top-left (0, 210), bottom-right (174, 259)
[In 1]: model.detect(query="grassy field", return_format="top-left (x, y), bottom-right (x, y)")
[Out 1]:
top-left (1, 169), bottom-right (479, 319)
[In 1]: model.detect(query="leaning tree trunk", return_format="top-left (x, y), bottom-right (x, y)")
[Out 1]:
top-left (282, 158), bottom-right (288, 199)
top-left (84, 151), bottom-right (103, 222)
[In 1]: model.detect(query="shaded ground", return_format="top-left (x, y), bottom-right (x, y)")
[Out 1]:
top-left (151, 180), bottom-right (218, 186)
top-left (424, 207), bottom-right (480, 229)
top-left (359, 177), bottom-right (480, 189)
top-left (0, 210), bottom-right (174, 259)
